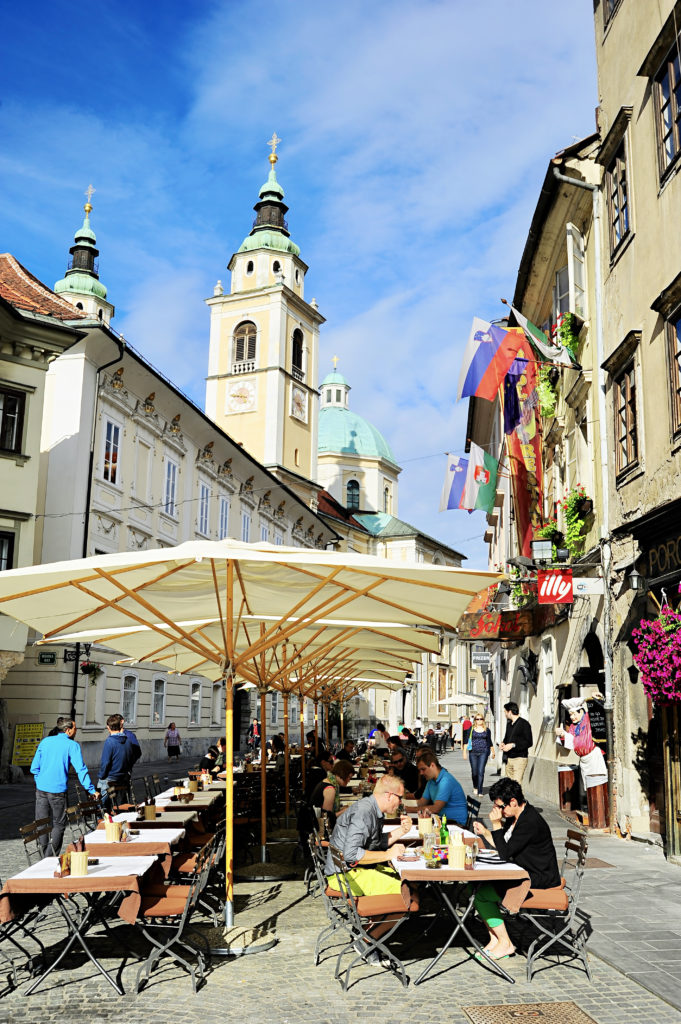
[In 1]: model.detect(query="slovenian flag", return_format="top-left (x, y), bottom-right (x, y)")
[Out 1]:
top-left (460, 442), bottom-right (498, 512)
top-left (510, 306), bottom-right (574, 367)
top-left (457, 318), bottom-right (526, 401)
top-left (439, 454), bottom-right (469, 511)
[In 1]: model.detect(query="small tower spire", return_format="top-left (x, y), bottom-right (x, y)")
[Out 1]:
top-left (54, 187), bottom-right (115, 323)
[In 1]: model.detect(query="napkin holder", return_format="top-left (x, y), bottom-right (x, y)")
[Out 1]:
top-left (188, 780), bottom-right (199, 793)
top-left (104, 820), bottom-right (122, 842)
top-left (70, 851), bottom-right (88, 877)
top-left (143, 804), bottom-right (157, 820)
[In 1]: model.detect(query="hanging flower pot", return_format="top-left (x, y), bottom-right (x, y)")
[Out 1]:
top-left (80, 661), bottom-right (102, 682)
top-left (632, 606), bottom-right (681, 704)
top-left (576, 497), bottom-right (593, 517)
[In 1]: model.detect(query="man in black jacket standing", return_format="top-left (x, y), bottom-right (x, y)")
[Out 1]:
top-left (500, 701), bottom-right (533, 784)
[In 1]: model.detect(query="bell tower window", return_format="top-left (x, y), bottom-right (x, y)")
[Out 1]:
top-left (233, 321), bottom-right (257, 373)
top-left (346, 479), bottom-right (360, 511)
top-left (292, 329), bottom-right (304, 381)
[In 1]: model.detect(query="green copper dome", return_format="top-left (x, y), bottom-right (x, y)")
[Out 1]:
top-left (74, 213), bottom-right (96, 246)
top-left (55, 271), bottom-right (107, 299)
top-left (259, 167), bottom-right (284, 200)
top-left (237, 156), bottom-right (300, 257)
top-left (318, 406), bottom-right (398, 465)
top-left (321, 370), bottom-right (350, 389)
top-left (238, 230), bottom-right (300, 256)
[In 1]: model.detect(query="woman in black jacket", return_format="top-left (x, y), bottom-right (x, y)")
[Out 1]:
top-left (472, 778), bottom-right (560, 960)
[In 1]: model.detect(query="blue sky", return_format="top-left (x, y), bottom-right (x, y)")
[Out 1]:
top-left (1, 0), bottom-right (598, 567)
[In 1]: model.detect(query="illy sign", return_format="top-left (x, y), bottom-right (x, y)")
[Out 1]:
top-left (537, 568), bottom-right (573, 604)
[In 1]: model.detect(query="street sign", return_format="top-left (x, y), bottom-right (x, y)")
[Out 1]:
top-left (573, 577), bottom-right (605, 596)
top-left (38, 651), bottom-right (56, 665)
top-left (471, 651), bottom-right (491, 669)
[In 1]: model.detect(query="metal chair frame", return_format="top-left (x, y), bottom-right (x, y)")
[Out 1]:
top-left (328, 844), bottom-right (409, 991)
top-left (519, 828), bottom-right (591, 981)
top-left (465, 795), bottom-right (481, 831)
top-left (18, 819), bottom-right (53, 865)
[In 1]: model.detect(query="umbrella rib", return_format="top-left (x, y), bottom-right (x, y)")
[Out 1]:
top-left (210, 560), bottom-right (228, 657)
top-left (38, 560), bottom-right (199, 640)
top-left (278, 560), bottom-right (496, 598)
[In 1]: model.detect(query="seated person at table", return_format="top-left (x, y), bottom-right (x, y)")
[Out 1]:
top-left (199, 744), bottom-right (219, 772)
top-left (334, 739), bottom-right (356, 763)
top-left (388, 748), bottom-right (422, 798)
top-left (472, 778), bottom-right (560, 961)
top-left (325, 775), bottom-right (418, 950)
top-left (309, 760), bottom-right (354, 832)
top-left (416, 749), bottom-right (466, 826)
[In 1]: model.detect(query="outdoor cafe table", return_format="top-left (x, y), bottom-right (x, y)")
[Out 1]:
top-left (0, 855), bottom-right (157, 995)
top-left (85, 825), bottom-right (186, 876)
top-left (391, 849), bottom-right (529, 984)
top-left (112, 809), bottom-right (198, 828)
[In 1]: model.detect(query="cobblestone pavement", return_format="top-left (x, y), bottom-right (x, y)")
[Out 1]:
top-left (0, 750), bottom-right (679, 1021)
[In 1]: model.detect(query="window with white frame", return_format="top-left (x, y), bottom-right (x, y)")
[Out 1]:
top-left (103, 419), bottom-right (121, 484)
top-left (241, 510), bottom-right (251, 542)
top-left (198, 482), bottom-right (210, 535)
top-left (164, 457), bottom-right (178, 517)
top-left (542, 638), bottom-right (554, 719)
top-left (290, 696), bottom-right (299, 721)
top-left (218, 496), bottom-right (230, 539)
top-left (134, 439), bottom-right (151, 500)
top-left (553, 224), bottom-right (585, 322)
top-left (189, 680), bottom-right (201, 726)
top-left (212, 682), bottom-right (223, 725)
top-left (260, 522), bottom-right (269, 542)
top-left (274, 530), bottom-right (283, 546)
top-left (121, 672), bottom-right (138, 725)
top-left (270, 691), bottom-right (279, 725)
top-left (151, 676), bottom-right (166, 726)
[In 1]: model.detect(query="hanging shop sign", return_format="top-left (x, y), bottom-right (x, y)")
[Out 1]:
top-left (458, 604), bottom-right (561, 641)
top-left (537, 568), bottom-right (573, 604)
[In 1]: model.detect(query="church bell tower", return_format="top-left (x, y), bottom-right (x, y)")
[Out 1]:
top-left (205, 136), bottom-right (324, 503)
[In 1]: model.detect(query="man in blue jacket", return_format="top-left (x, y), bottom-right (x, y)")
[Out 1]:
top-left (30, 719), bottom-right (98, 855)
top-left (416, 749), bottom-right (467, 826)
top-left (98, 714), bottom-right (139, 811)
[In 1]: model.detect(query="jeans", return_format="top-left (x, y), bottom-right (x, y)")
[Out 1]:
top-left (469, 751), bottom-right (489, 793)
top-left (35, 789), bottom-right (67, 856)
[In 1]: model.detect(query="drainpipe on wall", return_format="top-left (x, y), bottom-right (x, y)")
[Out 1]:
top-left (552, 165), bottom-right (615, 831)
top-left (69, 334), bottom-right (125, 720)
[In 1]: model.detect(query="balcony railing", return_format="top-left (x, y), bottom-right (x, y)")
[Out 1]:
top-left (231, 361), bottom-right (256, 374)
top-left (291, 366), bottom-right (304, 382)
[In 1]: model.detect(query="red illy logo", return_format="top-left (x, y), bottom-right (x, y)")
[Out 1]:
top-left (537, 569), bottom-right (573, 604)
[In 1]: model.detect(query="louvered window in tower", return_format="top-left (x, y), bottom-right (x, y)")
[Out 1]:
top-left (292, 329), bottom-right (304, 381)
top-left (233, 322), bottom-right (257, 372)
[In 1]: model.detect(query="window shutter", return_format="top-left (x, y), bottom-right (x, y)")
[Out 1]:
top-left (235, 335), bottom-right (245, 361)
top-left (566, 223), bottom-right (586, 318)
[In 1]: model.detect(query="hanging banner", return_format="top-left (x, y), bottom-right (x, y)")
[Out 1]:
top-left (537, 568), bottom-right (574, 604)
top-left (506, 341), bottom-right (543, 557)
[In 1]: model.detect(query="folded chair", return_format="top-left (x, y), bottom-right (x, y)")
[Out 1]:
top-left (518, 828), bottom-right (591, 981)
top-left (133, 840), bottom-right (214, 993)
top-left (327, 844), bottom-right (415, 991)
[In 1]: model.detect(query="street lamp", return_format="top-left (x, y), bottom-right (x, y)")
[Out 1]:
top-left (531, 538), bottom-right (553, 564)
top-left (628, 568), bottom-right (646, 593)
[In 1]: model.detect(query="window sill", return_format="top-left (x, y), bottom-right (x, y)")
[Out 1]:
top-left (0, 450), bottom-right (30, 467)
top-left (609, 230), bottom-right (634, 271)
top-left (615, 463), bottom-right (644, 489)
top-left (98, 478), bottom-right (124, 494)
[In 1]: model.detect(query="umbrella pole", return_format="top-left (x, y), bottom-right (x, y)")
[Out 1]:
top-left (314, 701), bottom-right (319, 758)
top-left (300, 701), bottom-right (306, 793)
top-left (340, 698), bottom-right (344, 745)
top-left (283, 691), bottom-right (290, 826)
top-left (259, 685), bottom-right (268, 864)
top-left (224, 673), bottom-right (234, 928)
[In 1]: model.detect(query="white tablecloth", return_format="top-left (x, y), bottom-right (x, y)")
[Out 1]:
top-left (8, 856), bottom-right (157, 881)
top-left (84, 827), bottom-right (185, 845)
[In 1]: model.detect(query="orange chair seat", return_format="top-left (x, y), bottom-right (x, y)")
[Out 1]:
top-left (521, 886), bottom-right (569, 912)
top-left (172, 853), bottom-right (198, 873)
top-left (324, 887), bottom-right (411, 916)
top-left (140, 895), bottom-right (187, 917)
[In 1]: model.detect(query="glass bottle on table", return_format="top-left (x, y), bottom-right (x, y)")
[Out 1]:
top-left (439, 814), bottom-right (448, 844)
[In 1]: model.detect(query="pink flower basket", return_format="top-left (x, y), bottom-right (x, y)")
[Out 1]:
top-left (632, 607), bottom-right (681, 704)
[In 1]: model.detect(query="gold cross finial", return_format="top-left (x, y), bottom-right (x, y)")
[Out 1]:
top-left (84, 184), bottom-right (95, 213)
top-left (267, 132), bottom-right (281, 166)
top-left (332, 355), bottom-right (339, 370)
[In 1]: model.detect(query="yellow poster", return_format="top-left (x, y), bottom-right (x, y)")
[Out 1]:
top-left (12, 723), bottom-right (44, 767)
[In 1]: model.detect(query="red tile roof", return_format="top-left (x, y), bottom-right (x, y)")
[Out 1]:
top-left (317, 489), bottom-right (368, 531)
top-left (0, 253), bottom-right (86, 320)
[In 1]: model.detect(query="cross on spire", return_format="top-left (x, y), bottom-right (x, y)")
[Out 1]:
top-left (84, 184), bottom-right (95, 212)
top-left (332, 355), bottom-right (339, 370)
top-left (267, 133), bottom-right (281, 166)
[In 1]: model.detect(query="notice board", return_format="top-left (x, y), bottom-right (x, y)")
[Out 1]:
top-left (11, 723), bottom-right (44, 767)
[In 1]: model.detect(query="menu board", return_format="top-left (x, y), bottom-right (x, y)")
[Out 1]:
top-left (586, 699), bottom-right (607, 748)
top-left (11, 723), bottom-right (44, 766)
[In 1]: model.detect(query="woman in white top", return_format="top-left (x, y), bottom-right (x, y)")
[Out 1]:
top-left (164, 722), bottom-right (181, 761)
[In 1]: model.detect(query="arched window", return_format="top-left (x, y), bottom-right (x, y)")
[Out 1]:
top-left (383, 486), bottom-right (390, 513)
top-left (292, 328), bottom-right (304, 378)
top-left (246, 260), bottom-right (254, 275)
top-left (272, 260), bottom-right (281, 274)
top-left (346, 479), bottom-right (360, 510)
top-left (76, 302), bottom-right (83, 310)
top-left (233, 321), bottom-right (257, 366)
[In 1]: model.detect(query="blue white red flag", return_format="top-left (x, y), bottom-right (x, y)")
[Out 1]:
top-left (439, 454), bottom-right (469, 511)
top-left (457, 318), bottom-right (525, 401)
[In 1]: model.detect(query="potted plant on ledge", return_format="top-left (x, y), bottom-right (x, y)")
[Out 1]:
top-left (561, 485), bottom-right (592, 558)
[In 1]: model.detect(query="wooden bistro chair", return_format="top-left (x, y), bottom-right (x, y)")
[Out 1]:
top-left (518, 828), bottom-right (591, 981)
top-left (465, 795), bottom-right (481, 831)
top-left (327, 844), bottom-right (415, 991)
top-left (18, 819), bottom-right (53, 865)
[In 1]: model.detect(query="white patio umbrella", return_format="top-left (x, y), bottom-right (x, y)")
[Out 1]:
top-left (0, 539), bottom-right (498, 925)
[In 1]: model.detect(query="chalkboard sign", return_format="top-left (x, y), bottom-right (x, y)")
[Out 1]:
top-left (586, 698), bottom-right (607, 747)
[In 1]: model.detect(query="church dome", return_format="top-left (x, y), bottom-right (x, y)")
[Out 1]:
top-left (318, 406), bottom-right (397, 464)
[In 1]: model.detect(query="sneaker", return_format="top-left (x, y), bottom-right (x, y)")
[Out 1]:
top-left (353, 939), bottom-right (380, 964)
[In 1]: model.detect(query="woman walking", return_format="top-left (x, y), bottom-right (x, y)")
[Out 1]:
top-left (164, 722), bottom-right (182, 761)
top-left (467, 713), bottom-right (495, 795)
